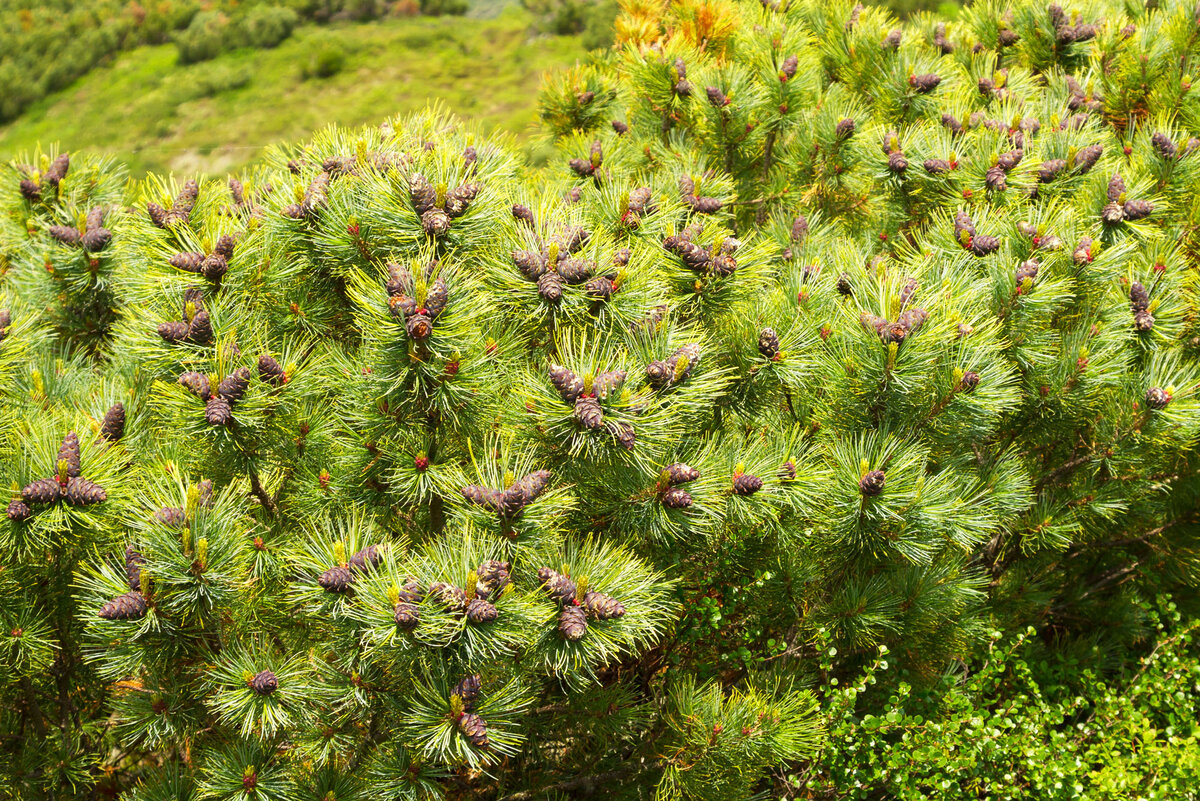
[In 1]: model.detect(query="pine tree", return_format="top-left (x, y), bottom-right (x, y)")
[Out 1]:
top-left (2, 0), bottom-right (1200, 798)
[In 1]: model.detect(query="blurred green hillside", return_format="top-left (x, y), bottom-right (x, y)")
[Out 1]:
top-left (0, 9), bottom-right (579, 177)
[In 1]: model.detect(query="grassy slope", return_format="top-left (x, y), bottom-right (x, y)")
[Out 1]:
top-left (0, 8), bottom-right (579, 177)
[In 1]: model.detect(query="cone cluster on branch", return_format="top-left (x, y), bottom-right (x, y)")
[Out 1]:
top-left (317, 543), bottom-right (384, 593)
top-left (386, 261), bottom-right (449, 340)
top-left (148, 179), bottom-right (199, 228)
top-left (16, 152), bottom-right (69, 203)
top-left (408, 172), bottom-right (478, 237)
top-left (12, 432), bottom-right (107, 519)
top-left (158, 287), bottom-right (213, 345)
top-left (169, 235), bottom-right (235, 283)
top-left (48, 206), bottom-right (112, 252)
top-left (461, 470), bottom-right (553, 520)
top-left (663, 221), bottom-right (737, 276)
top-left (178, 366), bottom-right (251, 426)
top-left (537, 567), bottom-right (625, 642)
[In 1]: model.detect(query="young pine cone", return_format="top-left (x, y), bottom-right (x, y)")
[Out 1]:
top-left (424, 279), bottom-right (449, 319)
top-left (1145, 387), bottom-right (1172, 410)
top-left (512, 204), bottom-right (536, 227)
top-left (549, 365), bottom-right (584, 403)
top-left (258, 355), bottom-right (287, 386)
top-left (508, 470), bottom-right (552, 508)
top-left (574, 396), bottom-right (604, 430)
top-left (453, 674), bottom-right (482, 709)
top-left (406, 312), bottom-right (434, 340)
top-left (1134, 310), bottom-right (1155, 332)
top-left (179, 372), bottom-right (211, 401)
top-left (421, 209), bottom-right (451, 237)
top-left (582, 591), bottom-right (626, 620)
top-left (1075, 144), bottom-right (1103, 174)
top-left (1129, 282), bottom-right (1150, 311)
top-left (249, 670), bottom-right (278, 696)
top-left (98, 591), bottom-right (147, 621)
top-left (466, 598), bottom-right (499, 624)
top-left (461, 485), bottom-right (503, 513)
top-left (537, 272), bottom-right (564, 303)
top-left (154, 507), bottom-right (187, 528)
top-left (23, 478), bottom-right (62, 505)
top-left (409, 173), bottom-right (436, 216)
top-left (186, 310), bottom-right (212, 344)
top-left (663, 463), bottom-right (699, 485)
top-left (66, 477), bottom-right (105, 506)
top-left (393, 602), bottom-right (420, 629)
top-left (201, 254), bottom-right (228, 281)
top-left (457, 712), bottom-right (490, 748)
top-left (687, 196), bottom-right (724, 214)
top-left (732, 473), bottom-right (764, 496)
top-left (348, 545), bottom-right (383, 573)
top-left (924, 158), bottom-right (952, 175)
top-left (1152, 132), bottom-right (1178, 160)
top-left (909, 73), bottom-right (941, 93)
top-left (662, 486), bottom-right (693, 509)
top-left (537, 568), bottom-right (577, 603)
top-left (318, 565), bottom-right (355, 593)
top-left (559, 604), bottom-right (589, 641)
top-left (99, 403), bottom-right (125, 442)
top-left (218, 367), bottom-right (252, 403)
top-left (125, 547), bottom-right (145, 591)
top-left (758, 328), bottom-right (780, 359)
top-left (429, 581), bottom-right (469, 613)
top-left (1124, 200), bottom-right (1153, 220)
top-left (81, 226), bottom-right (112, 253)
top-left (48, 225), bottom-right (81, 247)
top-left (171, 252), bottom-right (205, 273)
top-left (970, 235), bottom-right (1000, 256)
top-left (836, 274), bottom-right (854, 296)
top-left (859, 470), bottom-right (886, 497)
top-left (57, 432), bottom-right (82, 478)
top-left (205, 397), bottom-right (233, 426)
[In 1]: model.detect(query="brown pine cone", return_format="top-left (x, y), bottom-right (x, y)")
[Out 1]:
top-left (409, 173), bottom-right (436, 215)
top-left (537, 568), bottom-right (577, 603)
top-left (421, 209), bottom-right (451, 237)
top-left (457, 712), bottom-right (490, 748)
top-left (559, 605), bottom-right (588, 641)
top-left (1124, 200), bottom-right (1153, 220)
top-left (1129, 282), bottom-right (1150, 311)
top-left (170, 252), bottom-right (205, 273)
top-left (57, 432), bottom-right (82, 478)
top-left (98, 591), bottom-right (147, 620)
top-left (81, 227), bottom-right (112, 252)
top-left (574, 396), bottom-right (603, 430)
top-left (732, 473), bottom-right (764, 496)
top-left (99, 403), bottom-right (125, 442)
top-left (393, 602), bottom-right (420, 629)
top-left (348, 545), bottom-right (383, 573)
top-left (663, 463), bottom-right (699, 485)
top-left (512, 204), bottom-right (536, 227)
top-left (48, 226), bottom-right (81, 247)
top-left (461, 485), bottom-right (503, 513)
top-left (257, 355), bottom-right (287, 386)
top-left (205, 397), bottom-right (232, 426)
top-left (186, 310), bottom-right (213, 344)
top-left (218, 367), bottom-right (252, 403)
top-left (147, 203), bottom-right (169, 228)
top-left (318, 565), bottom-right (355, 593)
top-left (452, 674), bottom-right (482, 709)
top-left (466, 598), bottom-right (499, 624)
top-left (429, 581), bottom-right (469, 613)
top-left (662, 487), bottom-right (693, 509)
top-left (1145, 387), bottom-right (1172, 410)
top-left (179, 372), bottom-right (212, 401)
top-left (859, 470), bottom-right (886, 496)
top-left (7, 500), bottom-right (32, 521)
top-left (582, 591), bottom-right (626, 620)
top-left (960, 371), bottom-right (981, 392)
top-left (406, 313), bottom-right (434, 340)
top-left (158, 321), bottom-right (189, 344)
top-left (154, 507), bottom-right (187, 528)
top-left (125, 547), bottom-right (146, 590)
top-left (66, 477), bottom-right (107, 506)
top-left (249, 670), bottom-right (278, 696)
top-left (549, 365), bottom-right (584, 403)
top-left (23, 478), bottom-right (62, 505)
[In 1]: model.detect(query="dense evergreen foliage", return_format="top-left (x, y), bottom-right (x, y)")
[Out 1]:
top-left (2, 0), bottom-right (1200, 797)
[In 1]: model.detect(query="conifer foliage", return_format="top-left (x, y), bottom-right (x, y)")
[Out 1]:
top-left (2, 0), bottom-right (1200, 797)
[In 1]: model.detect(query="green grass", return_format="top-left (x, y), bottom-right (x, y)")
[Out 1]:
top-left (0, 8), bottom-right (580, 177)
